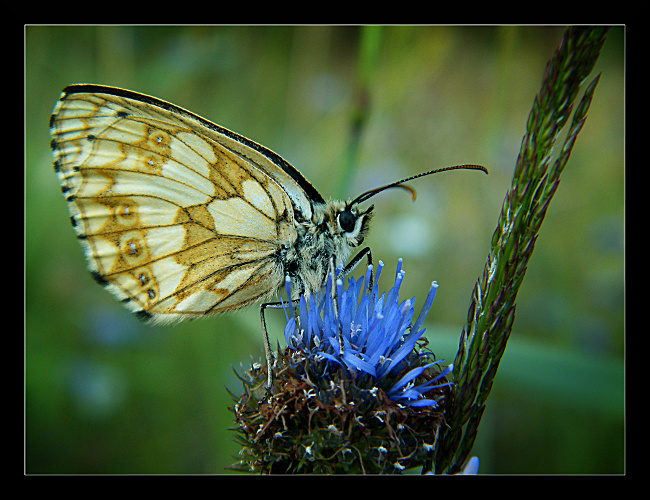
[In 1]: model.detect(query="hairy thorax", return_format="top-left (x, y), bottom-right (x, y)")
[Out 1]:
top-left (280, 200), bottom-right (371, 298)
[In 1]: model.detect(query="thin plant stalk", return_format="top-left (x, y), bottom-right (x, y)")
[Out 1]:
top-left (336, 25), bottom-right (382, 200)
top-left (433, 26), bottom-right (609, 474)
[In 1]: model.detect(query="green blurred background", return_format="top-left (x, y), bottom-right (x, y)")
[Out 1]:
top-left (25, 26), bottom-right (624, 474)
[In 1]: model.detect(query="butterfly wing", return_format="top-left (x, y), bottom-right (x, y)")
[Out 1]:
top-left (50, 84), bottom-right (311, 322)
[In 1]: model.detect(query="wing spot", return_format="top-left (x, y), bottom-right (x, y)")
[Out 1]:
top-left (91, 271), bottom-right (109, 287)
top-left (135, 310), bottom-right (153, 322)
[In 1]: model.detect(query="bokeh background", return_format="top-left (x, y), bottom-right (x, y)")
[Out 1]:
top-left (25, 26), bottom-right (624, 474)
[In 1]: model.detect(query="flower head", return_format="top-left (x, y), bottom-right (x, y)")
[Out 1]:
top-left (283, 259), bottom-right (452, 407)
top-left (230, 259), bottom-right (453, 474)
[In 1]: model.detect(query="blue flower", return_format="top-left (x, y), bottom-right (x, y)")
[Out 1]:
top-left (282, 259), bottom-right (453, 408)
top-left (230, 259), bottom-right (455, 474)
top-left (425, 456), bottom-right (480, 475)
top-left (459, 456), bottom-right (480, 475)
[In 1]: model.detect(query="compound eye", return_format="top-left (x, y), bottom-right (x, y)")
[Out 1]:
top-left (338, 210), bottom-right (356, 232)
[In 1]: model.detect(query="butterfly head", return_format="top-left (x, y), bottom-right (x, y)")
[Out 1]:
top-left (323, 200), bottom-right (374, 249)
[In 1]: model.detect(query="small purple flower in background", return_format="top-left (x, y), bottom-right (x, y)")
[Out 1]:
top-left (230, 260), bottom-right (454, 474)
top-left (459, 456), bottom-right (480, 475)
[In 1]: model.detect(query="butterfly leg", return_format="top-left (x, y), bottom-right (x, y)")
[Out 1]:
top-left (328, 255), bottom-right (344, 358)
top-left (260, 301), bottom-right (281, 389)
top-left (260, 297), bottom-right (300, 390)
top-left (339, 246), bottom-right (373, 289)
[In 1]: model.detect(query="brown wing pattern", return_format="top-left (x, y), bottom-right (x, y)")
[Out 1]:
top-left (51, 87), bottom-right (299, 322)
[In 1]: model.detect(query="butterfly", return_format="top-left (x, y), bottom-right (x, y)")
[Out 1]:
top-left (50, 84), bottom-right (487, 387)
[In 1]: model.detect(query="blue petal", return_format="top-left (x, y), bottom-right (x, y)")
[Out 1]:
top-left (388, 361), bottom-right (442, 395)
top-left (285, 317), bottom-right (298, 346)
top-left (399, 388), bottom-right (423, 399)
top-left (343, 351), bottom-right (376, 377)
top-left (404, 398), bottom-right (439, 408)
top-left (412, 281), bottom-right (438, 334)
top-left (384, 333), bottom-right (425, 374)
top-left (362, 265), bottom-right (373, 295)
top-left (460, 457), bottom-right (480, 475)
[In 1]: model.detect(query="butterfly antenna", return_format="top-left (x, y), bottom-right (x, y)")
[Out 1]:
top-left (351, 164), bottom-right (488, 205)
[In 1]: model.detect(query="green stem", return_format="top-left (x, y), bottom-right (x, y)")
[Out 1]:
top-left (336, 26), bottom-right (382, 200)
top-left (433, 26), bottom-right (608, 474)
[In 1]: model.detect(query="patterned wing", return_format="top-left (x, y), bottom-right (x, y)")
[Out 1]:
top-left (50, 85), bottom-right (300, 322)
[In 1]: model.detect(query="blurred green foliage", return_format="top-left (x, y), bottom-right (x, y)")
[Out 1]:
top-left (26, 25), bottom-right (623, 474)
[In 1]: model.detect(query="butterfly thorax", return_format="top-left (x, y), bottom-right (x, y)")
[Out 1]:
top-left (281, 200), bottom-right (373, 298)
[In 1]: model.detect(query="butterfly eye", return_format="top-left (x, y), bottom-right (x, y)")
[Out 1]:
top-left (338, 210), bottom-right (356, 233)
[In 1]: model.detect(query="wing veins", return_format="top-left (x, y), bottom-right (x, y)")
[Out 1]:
top-left (146, 257), bottom-right (274, 311)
